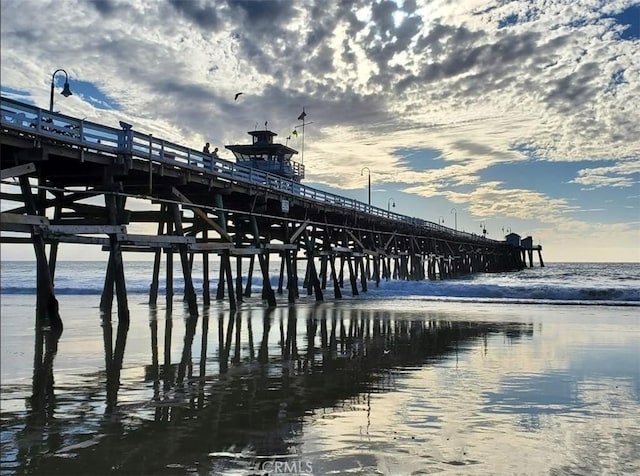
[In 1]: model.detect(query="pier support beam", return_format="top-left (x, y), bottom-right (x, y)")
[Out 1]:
top-left (18, 176), bottom-right (62, 333)
top-left (170, 203), bottom-right (198, 317)
top-left (249, 216), bottom-right (276, 307)
top-left (203, 229), bottom-right (211, 305)
top-left (103, 180), bottom-right (130, 323)
top-left (149, 205), bottom-right (167, 306)
top-left (304, 229), bottom-right (323, 302)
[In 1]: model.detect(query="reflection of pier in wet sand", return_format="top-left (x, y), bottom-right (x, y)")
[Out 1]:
top-left (6, 304), bottom-right (533, 474)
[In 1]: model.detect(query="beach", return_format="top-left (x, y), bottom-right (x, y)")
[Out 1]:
top-left (1, 268), bottom-right (639, 475)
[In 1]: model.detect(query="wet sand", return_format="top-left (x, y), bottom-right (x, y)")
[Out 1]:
top-left (1, 295), bottom-right (639, 475)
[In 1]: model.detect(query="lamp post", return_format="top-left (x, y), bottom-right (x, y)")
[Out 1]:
top-left (451, 208), bottom-right (457, 231)
top-left (387, 197), bottom-right (396, 212)
top-left (49, 69), bottom-right (73, 112)
top-left (481, 223), bottom-right (487, 238)
top-left (360, 167), bottom-right (371, 207)
top-left (438, 216), bottom-right (445, 225)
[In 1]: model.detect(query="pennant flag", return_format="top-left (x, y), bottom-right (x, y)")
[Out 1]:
top-left (297, 109), bottom-right (306, 121)
top-left (292, 129), bottom-right (298, 137)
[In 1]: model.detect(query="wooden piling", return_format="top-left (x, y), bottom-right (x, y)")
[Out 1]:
top-left (169, 204), bottom-right (198, 317)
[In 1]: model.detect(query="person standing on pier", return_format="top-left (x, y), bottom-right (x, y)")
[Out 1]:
top-left (203, 142), bottom-right (211, 154)
top-left (212, 147), bottom-right (219, 158)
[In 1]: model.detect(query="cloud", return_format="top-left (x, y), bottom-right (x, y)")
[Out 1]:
top-left (1, 0), bottom-right (639, 260)
top-left (86, 0), bottom-right (121, 17)
top-left (168, 0), bottom-right (221, 31)
top-left (569, 160), bottom-right (640, 189)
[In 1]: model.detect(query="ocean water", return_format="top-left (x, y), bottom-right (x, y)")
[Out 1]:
top-left (1, 260), bottom-right (639, 305)
top-left (1, 261), bottom-right (639, 475)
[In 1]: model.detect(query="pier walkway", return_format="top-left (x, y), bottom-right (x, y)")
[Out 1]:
top-left (0, 96), bottom-right (542, 323)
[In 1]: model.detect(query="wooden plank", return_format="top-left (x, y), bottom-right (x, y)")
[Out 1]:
top-left (289, 220), bottom-right (310, 244)
top-left (190, 242), bottom-right (234, 251)
top-left (334, 246), bottom-right (352, 254)
top-left (0, 236), bottom-right (35, 243)
top-left (383, 232), bottom-right (396, 251)
top-left (1, 212), bottom-right (49, 226)
top-left (112, 244), bottom-right (159, 253)
top-left (43, 234), bottom-right (110, 245)
top-left (171, 186), bottom-right (232, 242)
top-left (0, 213), bottom-right (49, 232)
top-left (0, 235), bottom-right (109, 246)
top-left (46, 224), bottom-right (126, 234)
top-left (230, 247), bottom-right (261, 256)
top-left (120, 233), bottom-right (195, 244)
top-left (102, 245), bottom-right (172, 252)
top-left (1, 163), bottom-right (36, 180)
top-left (264, 243), bottom-right (298, 251)
top-left (347, 230), bottom-right (366, 251)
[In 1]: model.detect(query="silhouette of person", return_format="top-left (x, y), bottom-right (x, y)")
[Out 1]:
top-left (203, 142), bottom-right (211, 154)
top-left (212, 147), bottom-right (219, 158)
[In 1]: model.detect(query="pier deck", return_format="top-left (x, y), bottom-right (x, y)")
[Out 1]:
top-left (1, 96), bottom-right (540, 324)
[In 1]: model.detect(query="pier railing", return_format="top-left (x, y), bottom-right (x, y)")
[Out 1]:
top-left (1, 96), bottom-right (495, 244)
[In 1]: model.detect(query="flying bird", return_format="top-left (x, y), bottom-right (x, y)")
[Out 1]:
top-left (234, 92), bottom-right (243, 101)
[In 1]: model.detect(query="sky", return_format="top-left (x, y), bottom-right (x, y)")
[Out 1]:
top-left (1, 0), bottom-right (639, 262)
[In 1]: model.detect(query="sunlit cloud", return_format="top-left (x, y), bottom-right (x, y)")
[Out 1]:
top-left (1, 0), bottom-right (638, 260)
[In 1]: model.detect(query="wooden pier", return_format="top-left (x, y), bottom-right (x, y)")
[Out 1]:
top-left (0, 96), bottom-right (542, 327)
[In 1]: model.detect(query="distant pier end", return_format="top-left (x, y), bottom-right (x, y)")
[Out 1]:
top-left (506, 233), bottom-right (545, 267)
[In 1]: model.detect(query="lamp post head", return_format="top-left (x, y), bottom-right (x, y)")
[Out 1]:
top-left (61, 81), bottom-right (72, 98)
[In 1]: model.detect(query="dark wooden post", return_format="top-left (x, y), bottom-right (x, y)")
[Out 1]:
top-left (319, 254), bottom-right (328, 289)
top-left (216, 261), bottom-right (225, 300)
top-left (304, 230), bottom-right (323, 302)
top-left (277, 256), bottom-right (285, 294)
top-left (47, 194), bottom-right (62, 280)
top-left (100, 255), bottom-right (115, 314)
top-left (347, 256), bottom-right (359, 296)
top-left (244, 255), bottom-right (255, 297)
top-left (284, 249), bottom-right (296, 304)
top-left (328, 254), bottom-right (342, 299)
top-left (166, 218), bottom-right (174, 312)
top-left (170, 203), bottom-right (198, 316)
top-left (235, 255), bottom-right (244, 303)
top-left (202, 229), bottom-right (211, 305)
top-left (104, 182), bottom-right (130, 323)
top-left (249, 216), bottom-right (276, 307)
top-left (18, 176), bottom-right (61, 331)
top-left (149, 204), bottom-right (166, 306)
top-left (221, 249), bottom-right (236, 310)
top-left (358, 255), bottom-right (368, 292)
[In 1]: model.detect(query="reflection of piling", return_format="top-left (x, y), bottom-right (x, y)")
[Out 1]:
top-left (28, 325), bottom-right (60, 424)
top-left (104, 317), bottom-right (129, 412)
